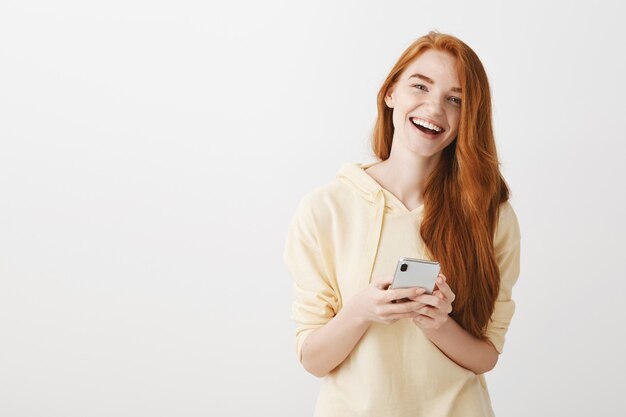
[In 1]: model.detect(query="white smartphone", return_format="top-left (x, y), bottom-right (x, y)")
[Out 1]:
top-left (390, 257), bottom-right (440, 301)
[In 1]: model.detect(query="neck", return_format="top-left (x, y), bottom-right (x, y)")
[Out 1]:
top-left (380, 147), bottom-right (442, 204)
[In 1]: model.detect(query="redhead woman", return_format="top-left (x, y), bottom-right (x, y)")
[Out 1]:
top-left (283, 31), bottom-right (521, 417)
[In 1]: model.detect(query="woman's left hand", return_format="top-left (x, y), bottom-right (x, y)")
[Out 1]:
top-left (411, 273), bottom-right (455, 331)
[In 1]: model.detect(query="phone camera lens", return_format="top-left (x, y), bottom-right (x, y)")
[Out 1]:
top-left (400, 263), bottom-right (408, 272)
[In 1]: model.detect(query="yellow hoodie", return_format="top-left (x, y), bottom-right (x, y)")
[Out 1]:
top-left (283, 160), bottom-right (521, 417)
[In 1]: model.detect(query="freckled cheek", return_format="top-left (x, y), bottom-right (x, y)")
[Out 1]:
top-left (448, 117), bottom-right (460, 133)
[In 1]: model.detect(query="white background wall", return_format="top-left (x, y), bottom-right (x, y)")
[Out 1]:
top-left (1, 1), bottom-right (625, 416)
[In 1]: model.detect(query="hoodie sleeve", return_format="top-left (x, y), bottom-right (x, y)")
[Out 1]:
top-left (283, 196), bottom-right (339, 362)
top-left (485, 201), bottom-right (521, 354)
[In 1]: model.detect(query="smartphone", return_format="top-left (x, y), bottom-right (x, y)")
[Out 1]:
top-left (390, 257), bottom-right (440, 302)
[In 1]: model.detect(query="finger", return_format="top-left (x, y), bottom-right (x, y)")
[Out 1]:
top-left (406, 292), bottom-right (428, 302)
top-left (435, 276), bottom-right (455, 301)
top-left (413, 306), bottom-right (445, 320)
top-left (386, 311), bottom-right (425, 322)
top-left (386, 300), bottom-right (427, 315)
top-left (414, 294), bottom-right (446, 308)
top-left (378, 300), bottom-right (425, 318)
top-left (416, 294), bottom-right (453, 315)
top-left (385, 286), bottom-right (425, 303)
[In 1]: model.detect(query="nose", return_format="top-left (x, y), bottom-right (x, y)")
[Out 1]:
top-left (422, 95), bottom-right (445, 116)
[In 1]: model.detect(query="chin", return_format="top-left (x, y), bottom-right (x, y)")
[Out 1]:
top-left (403, 139), bottom-right (444, 158)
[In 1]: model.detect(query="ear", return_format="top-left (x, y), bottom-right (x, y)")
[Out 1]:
top-left (384, 91), bottom-right (395, 109)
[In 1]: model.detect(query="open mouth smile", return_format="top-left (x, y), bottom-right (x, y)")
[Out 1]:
top-left (410, 117), bottom-right (445, 137)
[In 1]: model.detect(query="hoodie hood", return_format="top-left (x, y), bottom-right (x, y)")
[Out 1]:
top-left (336, 161), bottom-right (425, 215)
top-left (336, 161), bottom-right (384, 206)
top-left (335, 161), bottom-right (425, 286)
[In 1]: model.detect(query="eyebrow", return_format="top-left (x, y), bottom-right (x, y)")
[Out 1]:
top-left (408, 73), bottom-right (462, 93)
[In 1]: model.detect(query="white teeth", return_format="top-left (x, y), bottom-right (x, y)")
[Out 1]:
top-left (411, 117), bottom-right (443, 132)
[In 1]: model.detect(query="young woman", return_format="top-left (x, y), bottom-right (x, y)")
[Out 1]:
top-left (283, 31), bottom-right (521, 417)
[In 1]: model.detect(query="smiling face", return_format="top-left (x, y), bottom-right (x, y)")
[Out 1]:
top-left (384, 48), bottom-right (462, 159)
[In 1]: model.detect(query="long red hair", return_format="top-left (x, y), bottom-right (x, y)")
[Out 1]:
top-left (371, 31), bottom-right (510, 340)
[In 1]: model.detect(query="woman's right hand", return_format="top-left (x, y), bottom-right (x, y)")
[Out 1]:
top-left (346, 275), bottom-right (427, 325)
